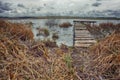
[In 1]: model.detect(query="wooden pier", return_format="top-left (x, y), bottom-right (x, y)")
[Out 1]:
top-left (73, 20), bottom-right (97, 48)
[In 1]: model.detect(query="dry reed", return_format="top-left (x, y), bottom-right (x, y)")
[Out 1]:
top-left (86, 32), bottom-right (120, 79)
top-left (0, 20), bottom-right (77, 80)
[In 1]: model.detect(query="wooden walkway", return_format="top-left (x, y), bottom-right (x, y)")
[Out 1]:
top-left (73, 20), bottom-right (97, 48)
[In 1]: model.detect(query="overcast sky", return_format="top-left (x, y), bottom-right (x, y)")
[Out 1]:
top-left (0, 0), bottom-right (120, 17)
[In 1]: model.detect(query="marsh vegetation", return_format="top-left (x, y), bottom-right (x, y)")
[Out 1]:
top-left (0, 19), bottom-right (120, 80)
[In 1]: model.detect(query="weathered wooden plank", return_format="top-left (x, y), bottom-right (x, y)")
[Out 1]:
top-left (75, 31), bottom-right (90, 34)
top-left (75, 34), bottom-right (92, 37)
top-left (75, 33), bottom-right (92, 35)
top-left (74, 44), bottom-right (93, 47)
top-left (75, 42), bottom-right (94, 46)
top-left (75, 38), bottom-right (95, 41)
top-left (73, 20), bottom-right (96, 23)
top-left (75, 30), bottom-right (90, 33)
top-left (75, 37), bottom-right (95, 39)
top-left (75, 32), bottom-right (92, 36)
top-left (75, 29), bottom-right (87, 30)
top-left (75, 40), bottom-right (96, 43)
top-left (75, 27), bottom-right (87, 29)
top-left (75, 36), bottom-right (93, 38)
top-left (75, 35), bottom-right (93, 37)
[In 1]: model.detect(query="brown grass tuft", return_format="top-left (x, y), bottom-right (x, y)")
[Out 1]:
top-left (43, 39), bottom-right (58, 48)
top-left (52, 33), bottom-right (59, 41)
top-left (36, 28), bottom-right (50, 37)
top-left (59, 22), bottom-right (72, 28)
top-left (0, 20), bottom-right (34, 41)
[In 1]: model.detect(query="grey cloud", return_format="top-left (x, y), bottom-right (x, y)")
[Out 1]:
top-left (0, 9), bottom-right (4, 13)
top-left (105, 10), bottom-right (120, 16)
top-left (0, 0), bottom-right (120, 18)
top-left (37, 8), bottom-right (41, 11)
top-left (96, 0), bottom-right (102, 1)
top-left (0, 1), bottom-right (12, 13)
top-left (37, 6), bottom-right (44, 11)
top-left (86, 10), bottom-right (120, 17)
top-left (17, 4), bottom-right (25, 8)
top-left (69, 11), bottom-right (73, 15)
top-left (92, 2), bottom-right (101, 7)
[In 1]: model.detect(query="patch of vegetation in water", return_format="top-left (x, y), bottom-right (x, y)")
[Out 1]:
top-left (52, 33), bottom-right (59, 41)
top-left (36, 27), bottom-right (50, 37)
top-left (59, 22), bottom-right (72, 28)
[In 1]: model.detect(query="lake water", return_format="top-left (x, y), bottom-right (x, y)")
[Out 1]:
top-left (9, 19), bottom-right (120, 46)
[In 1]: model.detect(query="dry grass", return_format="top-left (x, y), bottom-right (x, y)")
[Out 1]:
top-left (0, 20), bottom-right (78, 80)
top-left (42, 39), bottom-right (58, 48)
top-left (0, 20), bottom-right (34, 41)
top-left (87, 22), bottom-right (120, 40)
top-left (1, 19), bottom-right (120, 80)
top-left (0, 38), bottom-right (76, 80)
top-left (86, 32), bottom-right (120, 79)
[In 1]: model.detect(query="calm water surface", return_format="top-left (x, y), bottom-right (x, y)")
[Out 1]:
top-left (9, 19), bottom-right (120, 46)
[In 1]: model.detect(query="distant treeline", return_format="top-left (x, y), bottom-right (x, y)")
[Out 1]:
top-left (0, 16), bottom-right (120, 20)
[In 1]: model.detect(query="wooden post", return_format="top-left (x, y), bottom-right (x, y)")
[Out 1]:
top-left (73, 21), bottom-right (75, 47)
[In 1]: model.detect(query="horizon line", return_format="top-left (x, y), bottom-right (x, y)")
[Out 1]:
top-left (0, 16), bottom-right (120, 20)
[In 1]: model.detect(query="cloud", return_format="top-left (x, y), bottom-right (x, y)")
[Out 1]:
top-left (106, 10), bottom-right (120, 17)
top-left (92, 2), bottom-right (101, 7)
top-left (0, 9), bottom-right (4, 13)
top-left (17, 4), bottom-right (25, 8)
top-left (0, 0), bottom-right (120, 17)
top-left (0, 1), bottom-right (12, 13)
top-left (96, 0), bottom-right (102, 1)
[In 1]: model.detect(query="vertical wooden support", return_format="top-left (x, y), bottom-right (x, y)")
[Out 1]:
top-left (73, 22), bottom-right (75, 47)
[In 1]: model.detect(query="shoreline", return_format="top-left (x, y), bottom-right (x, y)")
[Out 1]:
top-left (0, 16), bottom-right (120, 20)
